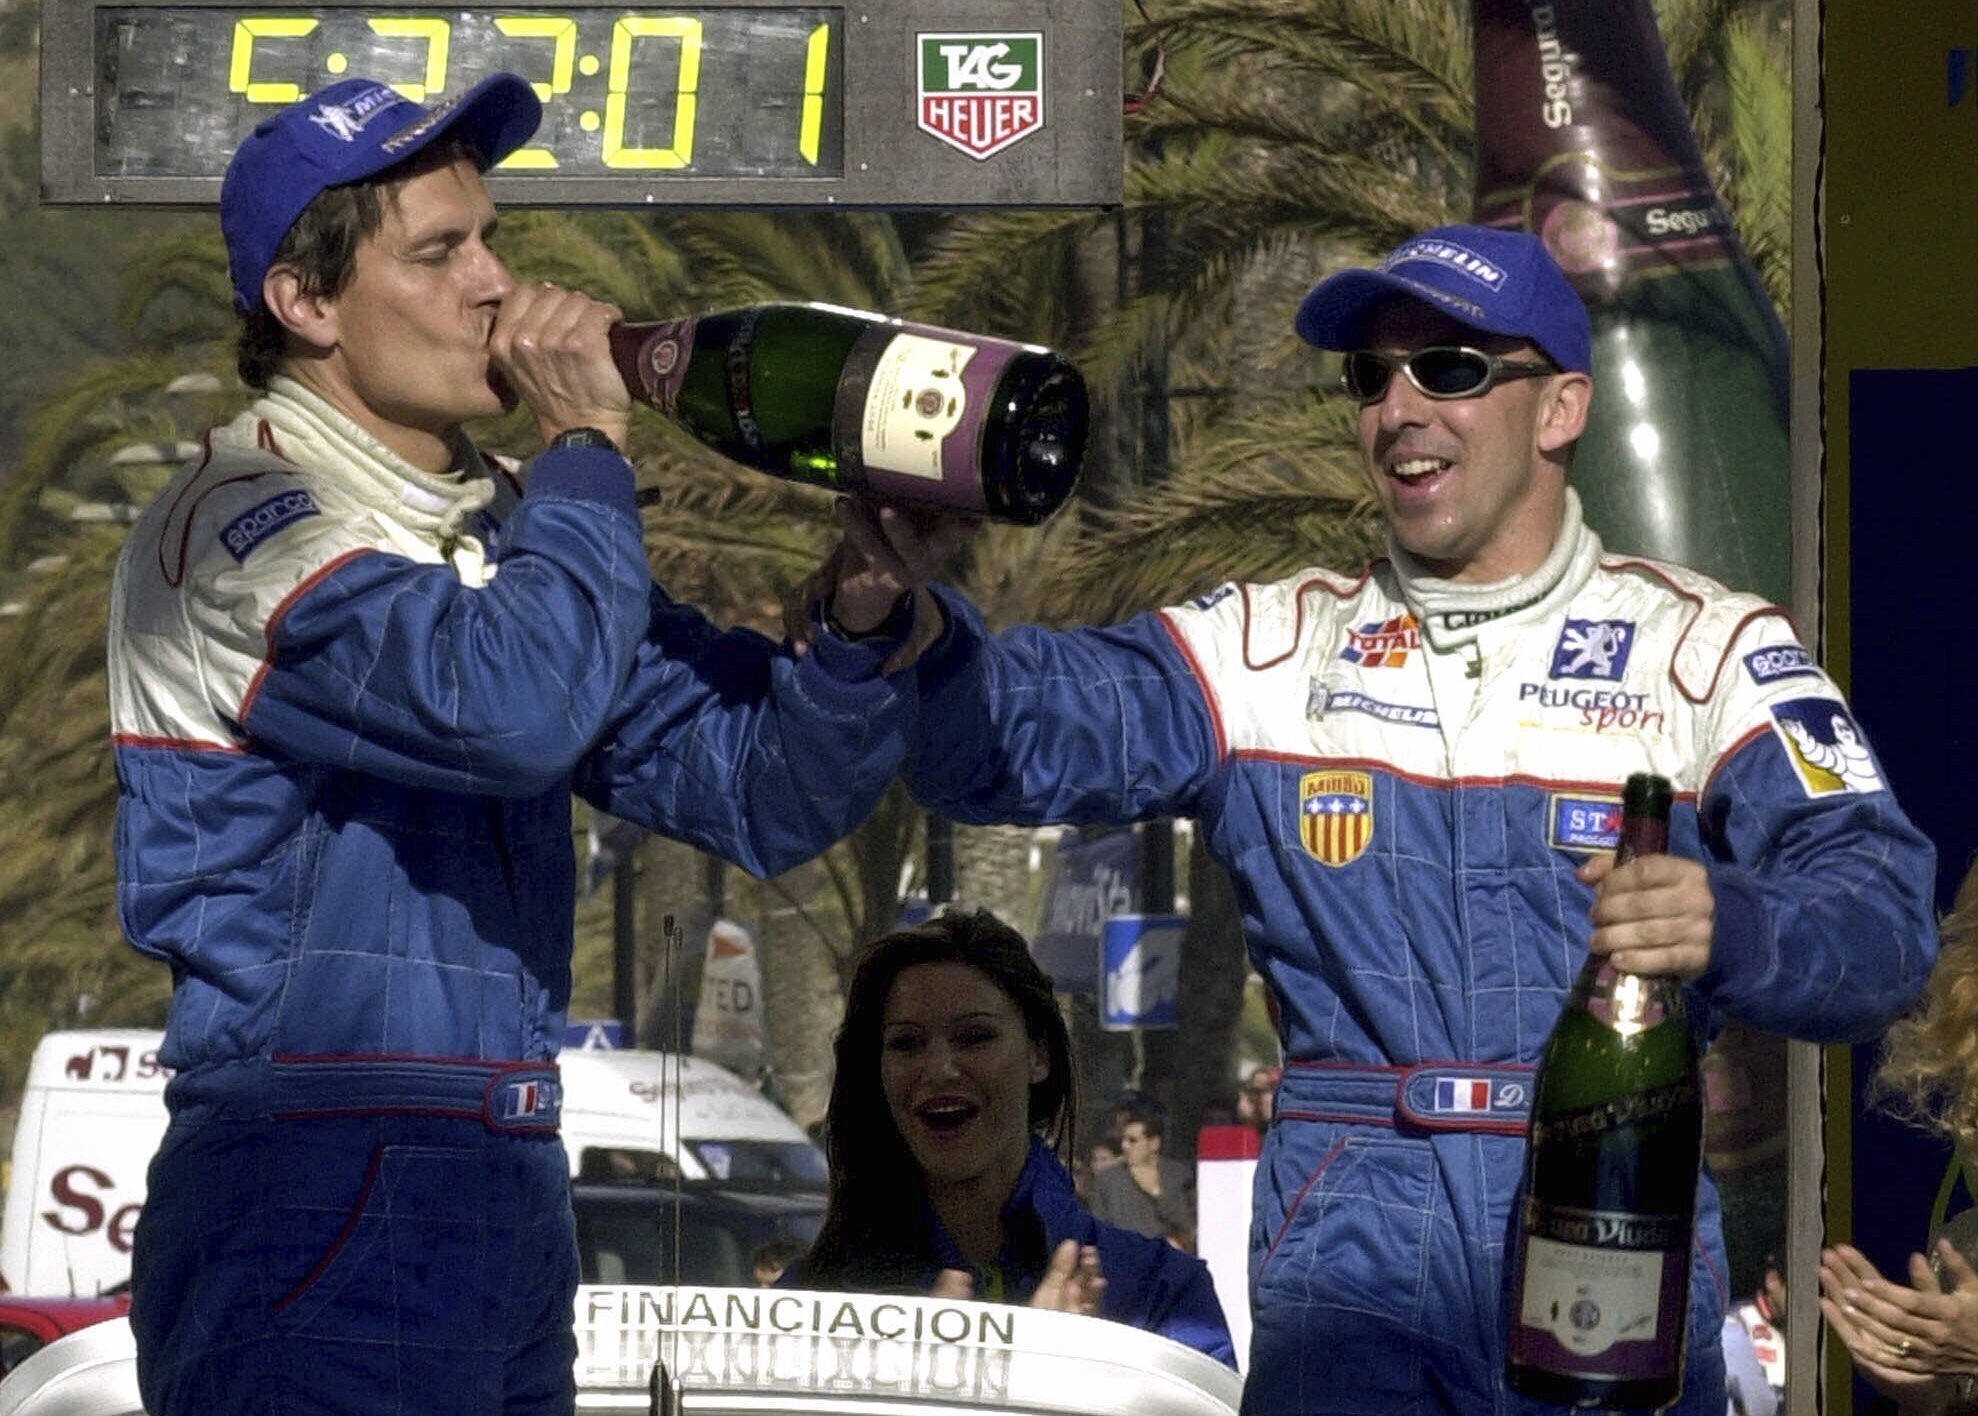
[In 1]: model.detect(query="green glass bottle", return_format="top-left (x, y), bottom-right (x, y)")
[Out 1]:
top-left (1471, 0), bottom-right (1790, 607)
top-left (609, 303), bottom-right (1089, 526)
top-left (1506, 772), bottom-right (1702, 1409)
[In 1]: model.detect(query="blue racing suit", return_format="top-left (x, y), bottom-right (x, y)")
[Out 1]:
top-left (925, 1139), bottom-right (1236, 1367)
top-left (110, 380), bottom-right (914, 1414)
top-left (783, 1138), bottom-right (1235, 1365)
top-left (901, 494), bottom-right (1937, 1414)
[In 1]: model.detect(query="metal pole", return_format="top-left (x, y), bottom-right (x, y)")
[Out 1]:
top-left (612, 850), bottom-right (637, 1036)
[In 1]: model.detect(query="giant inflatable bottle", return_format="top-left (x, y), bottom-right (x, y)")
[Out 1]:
top-left (1471, 0), bottom-right (1789, 607)
top-left (1470, 0), bottom-right (1793, 1302)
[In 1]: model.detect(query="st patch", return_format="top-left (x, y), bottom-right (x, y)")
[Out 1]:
top-left (1768, 698), bottom-right (1886, 796)
top-left (1299, 770), bottom-right (1373, 866)
top-left (1547, 793), bottom-right (1622, 852)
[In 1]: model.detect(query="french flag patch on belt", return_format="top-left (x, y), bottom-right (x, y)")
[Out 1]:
top-left (1434, 1077), bottom-right (1491, 1112)
top-left (1399, 1065), bottom-right (1532, 1134)
top-left (487, 1072), bottom-right (562, 1130)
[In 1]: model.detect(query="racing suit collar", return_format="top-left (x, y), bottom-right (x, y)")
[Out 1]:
top-left (920, 1137), bottom-right (1073, 1294)
top-left (1386, 488), bottom-right (1601, 653)
top-left (252, 376), bottom-right (500, 541)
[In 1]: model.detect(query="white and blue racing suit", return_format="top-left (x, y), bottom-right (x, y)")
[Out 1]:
top-left (110, 378), bottom-right (915, 1414)
top-left (901, 493), bottom-right (1936, 1415)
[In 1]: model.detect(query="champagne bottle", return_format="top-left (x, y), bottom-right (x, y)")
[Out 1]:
top-left (1506, 772), bottom-right (1702, 1409)
top-left (609, 303), bottom-right (1089, 526)
top-left (1471, 0), bottom-right (1791, 608)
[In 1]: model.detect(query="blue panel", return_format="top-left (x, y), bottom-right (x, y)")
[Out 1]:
top-left (1845, 368), bottom-right (1978, 1402)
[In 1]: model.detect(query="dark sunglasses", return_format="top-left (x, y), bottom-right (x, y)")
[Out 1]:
top-left (1341, 346), bottom-right (1559, 403)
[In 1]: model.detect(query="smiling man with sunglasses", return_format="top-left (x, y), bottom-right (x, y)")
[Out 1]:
top-left (804, 222), bottom-right (1935, 1414)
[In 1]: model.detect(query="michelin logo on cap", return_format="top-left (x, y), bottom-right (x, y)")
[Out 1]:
top-left (1382, 239), bottom-right (1508, 291)
top-left (308, 84), bottom-right (403, 143)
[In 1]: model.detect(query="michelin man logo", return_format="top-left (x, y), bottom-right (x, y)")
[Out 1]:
top-left (308, 84), bottom-right (401, 143)
top-left (1769, 698), bottom-right (1886, 796)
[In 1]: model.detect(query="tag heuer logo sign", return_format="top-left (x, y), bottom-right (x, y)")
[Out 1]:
top-left (917, 33), bottom-right (1044, 159)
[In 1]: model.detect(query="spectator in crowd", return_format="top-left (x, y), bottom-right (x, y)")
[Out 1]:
top-left (1077, 1132), bottom-right (1124, 1202)
top-left (1236, 1065), bottom-right (1279, 1135)
top-left (1088, 1099), bottom-right (1196, 1242)
top-left (751, 1237), bottom-right (807, 1288)
top-left (1729, 1253), bottom-right (1787, 1413)
top-left (788, 909), bottom-right (1234, 1364)
top-left (1821, 860), bottom-right (1978, 1414)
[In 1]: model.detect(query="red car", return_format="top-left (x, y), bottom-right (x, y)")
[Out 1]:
top-left (0, 1297), bottom-right (131, 1381)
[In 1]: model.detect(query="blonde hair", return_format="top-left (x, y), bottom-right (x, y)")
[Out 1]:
top-left (1875, 859), bottom-right (1978, 1156)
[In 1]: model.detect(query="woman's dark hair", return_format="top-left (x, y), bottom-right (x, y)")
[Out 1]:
top-left (799, 908), bottom-right (1075, 1289)
top-left (236, 138), bottom-right (480, 389)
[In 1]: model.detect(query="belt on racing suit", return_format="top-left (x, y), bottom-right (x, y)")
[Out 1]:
top-left (1276, 1060), bottom-right (1534, 1136)
top-left (164, 1054), bottom-right (563, 1135)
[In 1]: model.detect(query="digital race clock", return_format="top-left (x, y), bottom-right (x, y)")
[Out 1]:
top-left (40, 1), bottom-right (1121, 207)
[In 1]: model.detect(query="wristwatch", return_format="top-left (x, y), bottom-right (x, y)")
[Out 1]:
top-left (547, 425), bottom-right (622, 455)
top-left (820, 590), bottom-right (915, 643)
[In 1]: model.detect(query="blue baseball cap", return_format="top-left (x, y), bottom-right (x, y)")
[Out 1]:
top-left (221, 73), bottom-right (541, 313)
top-left (1294, 224), bottom-right (1593, 374)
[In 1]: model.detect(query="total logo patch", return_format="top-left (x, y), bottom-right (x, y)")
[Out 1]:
top-left (1743, 644), bottom-right (1820, 686)
top-left (1189, 583), bottom-right (1238, 613)
top-left (1769, 699), bottom-right (1886, 796)
top-left (221, 490), bottom-right (320, 562)
top-left (1549, 618), bottom-right (1635, 681)
top-left (1339, 613), bottom-right (1420, 669)
top-left (1548, 793), bottom-right (1622, 852)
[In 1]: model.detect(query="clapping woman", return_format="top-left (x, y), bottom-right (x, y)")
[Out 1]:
top-left (1821, 862), bottom-right (1978, 1412)
top-left (788, 908), bottom-right (1235, 1366)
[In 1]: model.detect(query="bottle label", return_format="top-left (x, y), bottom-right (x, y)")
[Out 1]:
top-left (619, 318), bottom-right (697, 418)
top-left (724, 307), bottom-right (766, 454)
top-left (843, 324), bottom-right (1021, 512)
top-left (860, 331), bottom-right (977, 482)
top-left (1510, 1200), bottom-right (1691, 1378)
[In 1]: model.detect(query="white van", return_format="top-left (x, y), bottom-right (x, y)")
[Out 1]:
top-left (0, 1031), bottom-right (821, 1297)
top-left (0, 1031), bottom-right (168, 1297)
top-left (557, 1049), bottom-right (824, 1190)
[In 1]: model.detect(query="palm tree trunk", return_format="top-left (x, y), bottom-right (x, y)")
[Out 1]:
top-left (949, 822), bottom-right (1037, 928)
top-left (1166, 835), bottom-right (1248, 1163)
top-left (747, 864), bottom-right (843, 1134)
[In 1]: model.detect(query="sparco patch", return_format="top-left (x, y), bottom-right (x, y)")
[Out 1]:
top-left (222, 490), bottom-right (320, 562)
top-left (1743, 644), bottom-right (1820, 686)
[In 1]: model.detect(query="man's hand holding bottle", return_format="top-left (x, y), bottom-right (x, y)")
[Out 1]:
top-left (788, 498), bottom-right (976, 672)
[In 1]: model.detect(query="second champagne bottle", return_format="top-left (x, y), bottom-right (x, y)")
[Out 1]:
top-left (1506, 772), bottom-right (1703, 1409)
top-left (610, 303), bottom-right (1090, 526)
